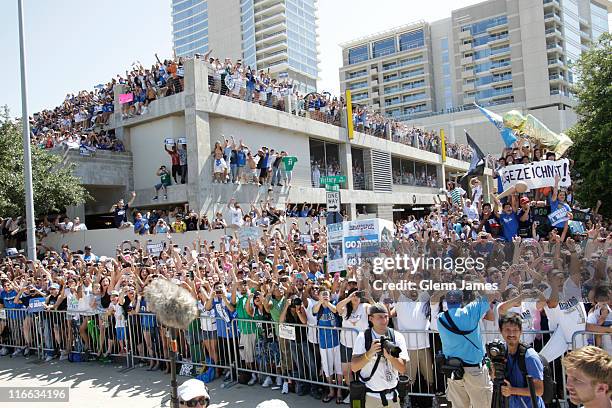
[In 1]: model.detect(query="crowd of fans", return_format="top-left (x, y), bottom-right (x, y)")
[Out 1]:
top-left (1, 136), bottom-right (610, 407)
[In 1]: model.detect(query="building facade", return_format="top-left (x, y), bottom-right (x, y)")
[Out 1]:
top-left (67, 59), bottom-right (488, 226)
top-left (172, 0), bottom-right (319, 92)
top-left (339, 0), bottom-right (611, 152)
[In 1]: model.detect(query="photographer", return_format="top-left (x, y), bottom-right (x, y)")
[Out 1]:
top-left (437, 290), bottom-right (493, 408)
top-left (351, 303), bottom-right (408, 408)
top-left (496, 312), bottom-right (545, 408)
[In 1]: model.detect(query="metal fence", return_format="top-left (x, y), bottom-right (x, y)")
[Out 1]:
top-left (0, 308), bottom-right (576, 402)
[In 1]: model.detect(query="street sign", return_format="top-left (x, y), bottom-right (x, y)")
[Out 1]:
top-left (325, 184), bottom-right (340, 192)
top-left (320, 175), bottom-right (346, 185)
top-left (326, 191), bottom-right (340, 212)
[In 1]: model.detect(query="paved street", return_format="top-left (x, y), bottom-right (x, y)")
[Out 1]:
top-left (0, 355), bottom-right (328, 408)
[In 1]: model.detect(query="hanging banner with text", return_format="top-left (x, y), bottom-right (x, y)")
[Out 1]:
top-left (500, 158), bottom-right (571, 191)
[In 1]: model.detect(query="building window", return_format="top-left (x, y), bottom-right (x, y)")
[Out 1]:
top-left (310, 139), bottom-right (341, 188)
top-left (372, 37), bottom-right (396, 58)
top-left (392, 158), bottom-right (439, 187)
top-left (351, 148), bottom-right (368, 190)
top-left (399, 29), bottom-right (424, 51)
top-left (348, 45), bottom-right (369, 65)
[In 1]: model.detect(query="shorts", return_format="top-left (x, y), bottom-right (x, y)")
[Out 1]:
top-left (155, 183), bottom-right (168, 190)
top-left (340, 344), bottom-right (352, 363)
top-left (320, 345), bottom-right (342, 377)
top-left (116, 327), bottom-right (126, 341)
top-left (259, 168), bottom-right (268, 179)
top-left (201, 330), bottom-right (217, 341)
top-left (239, 333), bottom-right (257, 364)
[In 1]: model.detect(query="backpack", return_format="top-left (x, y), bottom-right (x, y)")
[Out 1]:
top-left (516, 343), bottom-right (557, 405)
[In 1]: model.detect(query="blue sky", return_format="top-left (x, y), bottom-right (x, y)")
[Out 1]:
top-left (2, 0), bottom-right (610, 117)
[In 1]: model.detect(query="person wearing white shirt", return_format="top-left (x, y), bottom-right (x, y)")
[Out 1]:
top-left (227, 199), bottom-right (244, 228)
top-left (585, 286), bottom-right (612, 353)
top-left (391, 290), bottom-right (433, 389)
top-left (71, 217), bottom-right (87, 231)
top-left (462, 199), bottom-right (479, 221)
top-left (351, 303), bottom-right (409, 408)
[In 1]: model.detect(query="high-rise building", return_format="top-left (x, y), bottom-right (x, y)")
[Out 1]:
top-left (339, 0), bottom-right (610, 151)
top-left (172, 0), bottom-right (319, 92)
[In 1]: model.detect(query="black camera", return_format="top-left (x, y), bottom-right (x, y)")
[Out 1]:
top-left (291, 297), bottom-right (302, 307)
top-left (486, 340), bottom-right (507, 381)
top-left (379, 336), bottom-right (401, 358)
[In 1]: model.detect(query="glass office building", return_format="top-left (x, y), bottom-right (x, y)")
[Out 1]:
top-left (172, 0), bottom-right (209, 56)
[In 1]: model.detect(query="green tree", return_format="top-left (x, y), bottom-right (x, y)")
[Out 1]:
top-left (0, 107), bottom-right (90, 218)
top-left (567, 33), bottom-right (612, 219)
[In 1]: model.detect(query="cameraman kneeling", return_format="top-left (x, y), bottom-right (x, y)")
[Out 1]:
top-left (351, 303), bottom-right (409, 408)
top-left (498, 312), bottom-right (544, 408)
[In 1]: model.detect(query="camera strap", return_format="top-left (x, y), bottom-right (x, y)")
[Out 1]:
top-left (358, 328), bottom-right (394, 382)
top-left (438, 311), bottom-right (481, 352)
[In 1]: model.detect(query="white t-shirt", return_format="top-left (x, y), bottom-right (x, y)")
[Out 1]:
top-left (340, 303), bottom-right (369, 348)
top-left (352, 328), bottom-right (409, 398)
top-left (563, 278), bottom-right (583, 302)
top-left (586, 305), bottom-right (612, 353)
top-left (305, 298), bottom-right (319, 344)
top-left (544, 296), bottom-right (587, 345)
top-left (395, 293), bottom-right (431, 350)
top-left (430, 300), bottom-right (448, 332)
top-left (228, 206), bottom-right (244, 227)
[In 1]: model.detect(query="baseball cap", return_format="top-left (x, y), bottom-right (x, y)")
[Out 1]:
top-left (49, 283), bottom-right (60, 290)
top-left (347, 277), bottom-right (357, 283)
top-left (256, 400), bottom-right (290, 408)
top-left (177, 379), bottom-right (209, 402)
top-left (110, 290), bottom-right (120, 296)
top-left (368, 302), bottom-right (388, 315)
top-left (520, 197), bottom-right (530, 205)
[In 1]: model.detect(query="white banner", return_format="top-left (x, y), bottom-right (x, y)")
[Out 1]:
top-left (237, 227), bottom-right (261, 249)
top-left (147, 242), bottom-right (165, 256)
top-left (279, 324), bottom-right (296, 341)
top-left (500, 159), bottom-right (571, 191)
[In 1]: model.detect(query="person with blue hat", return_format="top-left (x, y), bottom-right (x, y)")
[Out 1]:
top-left (437, 289), bottom-right (493, 408)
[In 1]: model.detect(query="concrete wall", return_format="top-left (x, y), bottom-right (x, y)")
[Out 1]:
top-left (64, 150), bottom-right (132, 187)
top-left (129, 115), bottom-right (186, 191)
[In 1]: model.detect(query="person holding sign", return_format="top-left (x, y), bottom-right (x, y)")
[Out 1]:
top-left (153, 165), bottom-right (172, 201)
top-left (549, 174), bottom-right (572, 240)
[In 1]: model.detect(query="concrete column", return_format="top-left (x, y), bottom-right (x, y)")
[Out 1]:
top-left (112, 84), bottom-right (127, 143)
top-left (66, 204), bottom-right (85, 221)
top-left (183, 58), bottom-right (214, 215)
top-left (346, 202), bottom-right (357, 221)
top-left (284, 95), bottom-right (292, 114)
top-left (339, 143), bottom-right (353, 190)
top-left (376, 204), bottom-right (394, 222)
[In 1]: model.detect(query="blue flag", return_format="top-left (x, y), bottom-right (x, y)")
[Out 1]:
top-left (474, 103), bottom-right (517, 147)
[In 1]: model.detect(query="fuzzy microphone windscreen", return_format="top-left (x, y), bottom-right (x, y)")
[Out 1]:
top-left (144, 279), bottom-right (198, 330)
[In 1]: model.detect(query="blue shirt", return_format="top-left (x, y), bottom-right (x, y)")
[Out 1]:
top-left (212, 297), bottom-right (237, 338)
top-left (500, 211), bottom-right (519, 242)
top-left (317, 305), bottom-right (339, 349)
top-left (0, 290), bottom-right (22, 318)
top-left (139, 298), bottom-right (157, 328)
top-left (438, 297), bottom-right (489, 364)
top-left (506, 348), bottom-right (545, 408)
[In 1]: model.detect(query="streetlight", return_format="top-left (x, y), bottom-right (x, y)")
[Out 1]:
top-left (17, 0), bottom-right (37, 260)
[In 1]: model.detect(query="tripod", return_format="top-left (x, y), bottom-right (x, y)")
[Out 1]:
top-left (491, 376), bottom-right (508, 408)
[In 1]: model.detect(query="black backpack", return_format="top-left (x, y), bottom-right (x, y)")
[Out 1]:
top-left (516, 343), bottom-right (557, 405)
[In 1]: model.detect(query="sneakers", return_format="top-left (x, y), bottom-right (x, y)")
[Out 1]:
top-left (248, 374), bottom-right (258, 386)
top-left (59, 351), bottom-right (69, 361)
top-left (0, 347), bottom-right (9, 356)
top-left (223, 371), bottom-right (232, 382)
top-left (281, 381), bottom-right (289, 394)
top-left (163, 195), bottom-right (167, 200)
top-left (11, 348), bottom-right (23, 357)
top-left (152, 196), bottom-right (158, 201)
top-left (45, 355), bottom-right (54, 362)
top-left (262, 376), bottom-right (273, 388)
top-left (23, 347), bottom-right (30, 357)
top-left (343, 394), bottom-right (351, 404)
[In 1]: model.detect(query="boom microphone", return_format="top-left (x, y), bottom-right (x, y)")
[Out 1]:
top-left (144, 278), bottom-right (198, 330)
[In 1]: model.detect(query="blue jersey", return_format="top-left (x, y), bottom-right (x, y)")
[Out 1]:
top-left (139, 298), bottom-right (157, 328)
top-left (0, 290), bottom-right (22, 318)
top-left (438, 297), bottom-right (489, 364)
top-left (500, 211), bottom-right (519, 242)
top-left (212, 297), bottom-right (237, 338)
top-left (317, 305), bottom-right (339, 349)
top-left (506, 348), bottom-right (545, 408)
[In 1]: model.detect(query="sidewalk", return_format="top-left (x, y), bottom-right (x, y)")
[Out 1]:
top-left (0, 355), bottom-right (329, 408)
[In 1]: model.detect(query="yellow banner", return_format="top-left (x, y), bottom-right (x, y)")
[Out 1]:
top-left (440, 128), bottom-right (446, 162)
top-left (345, 90), bottom-right (354, 141)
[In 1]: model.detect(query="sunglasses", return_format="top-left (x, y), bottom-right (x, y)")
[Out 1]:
top-left (182, 397), bottom-right (209, 407)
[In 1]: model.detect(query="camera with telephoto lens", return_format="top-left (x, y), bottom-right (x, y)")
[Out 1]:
top-left (486, 340), bottom-right (507, 381)
top-left (378, 336), bottom-right (401, 358)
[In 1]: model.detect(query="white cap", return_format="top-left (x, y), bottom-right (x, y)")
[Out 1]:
top-left (256, 400), bottom-right (290, 408)
top-left (177, 379), bottom-right (209, 402)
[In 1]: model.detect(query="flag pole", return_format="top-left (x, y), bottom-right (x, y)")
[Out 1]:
top-left (17, 0), bottom-right (37, 260)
